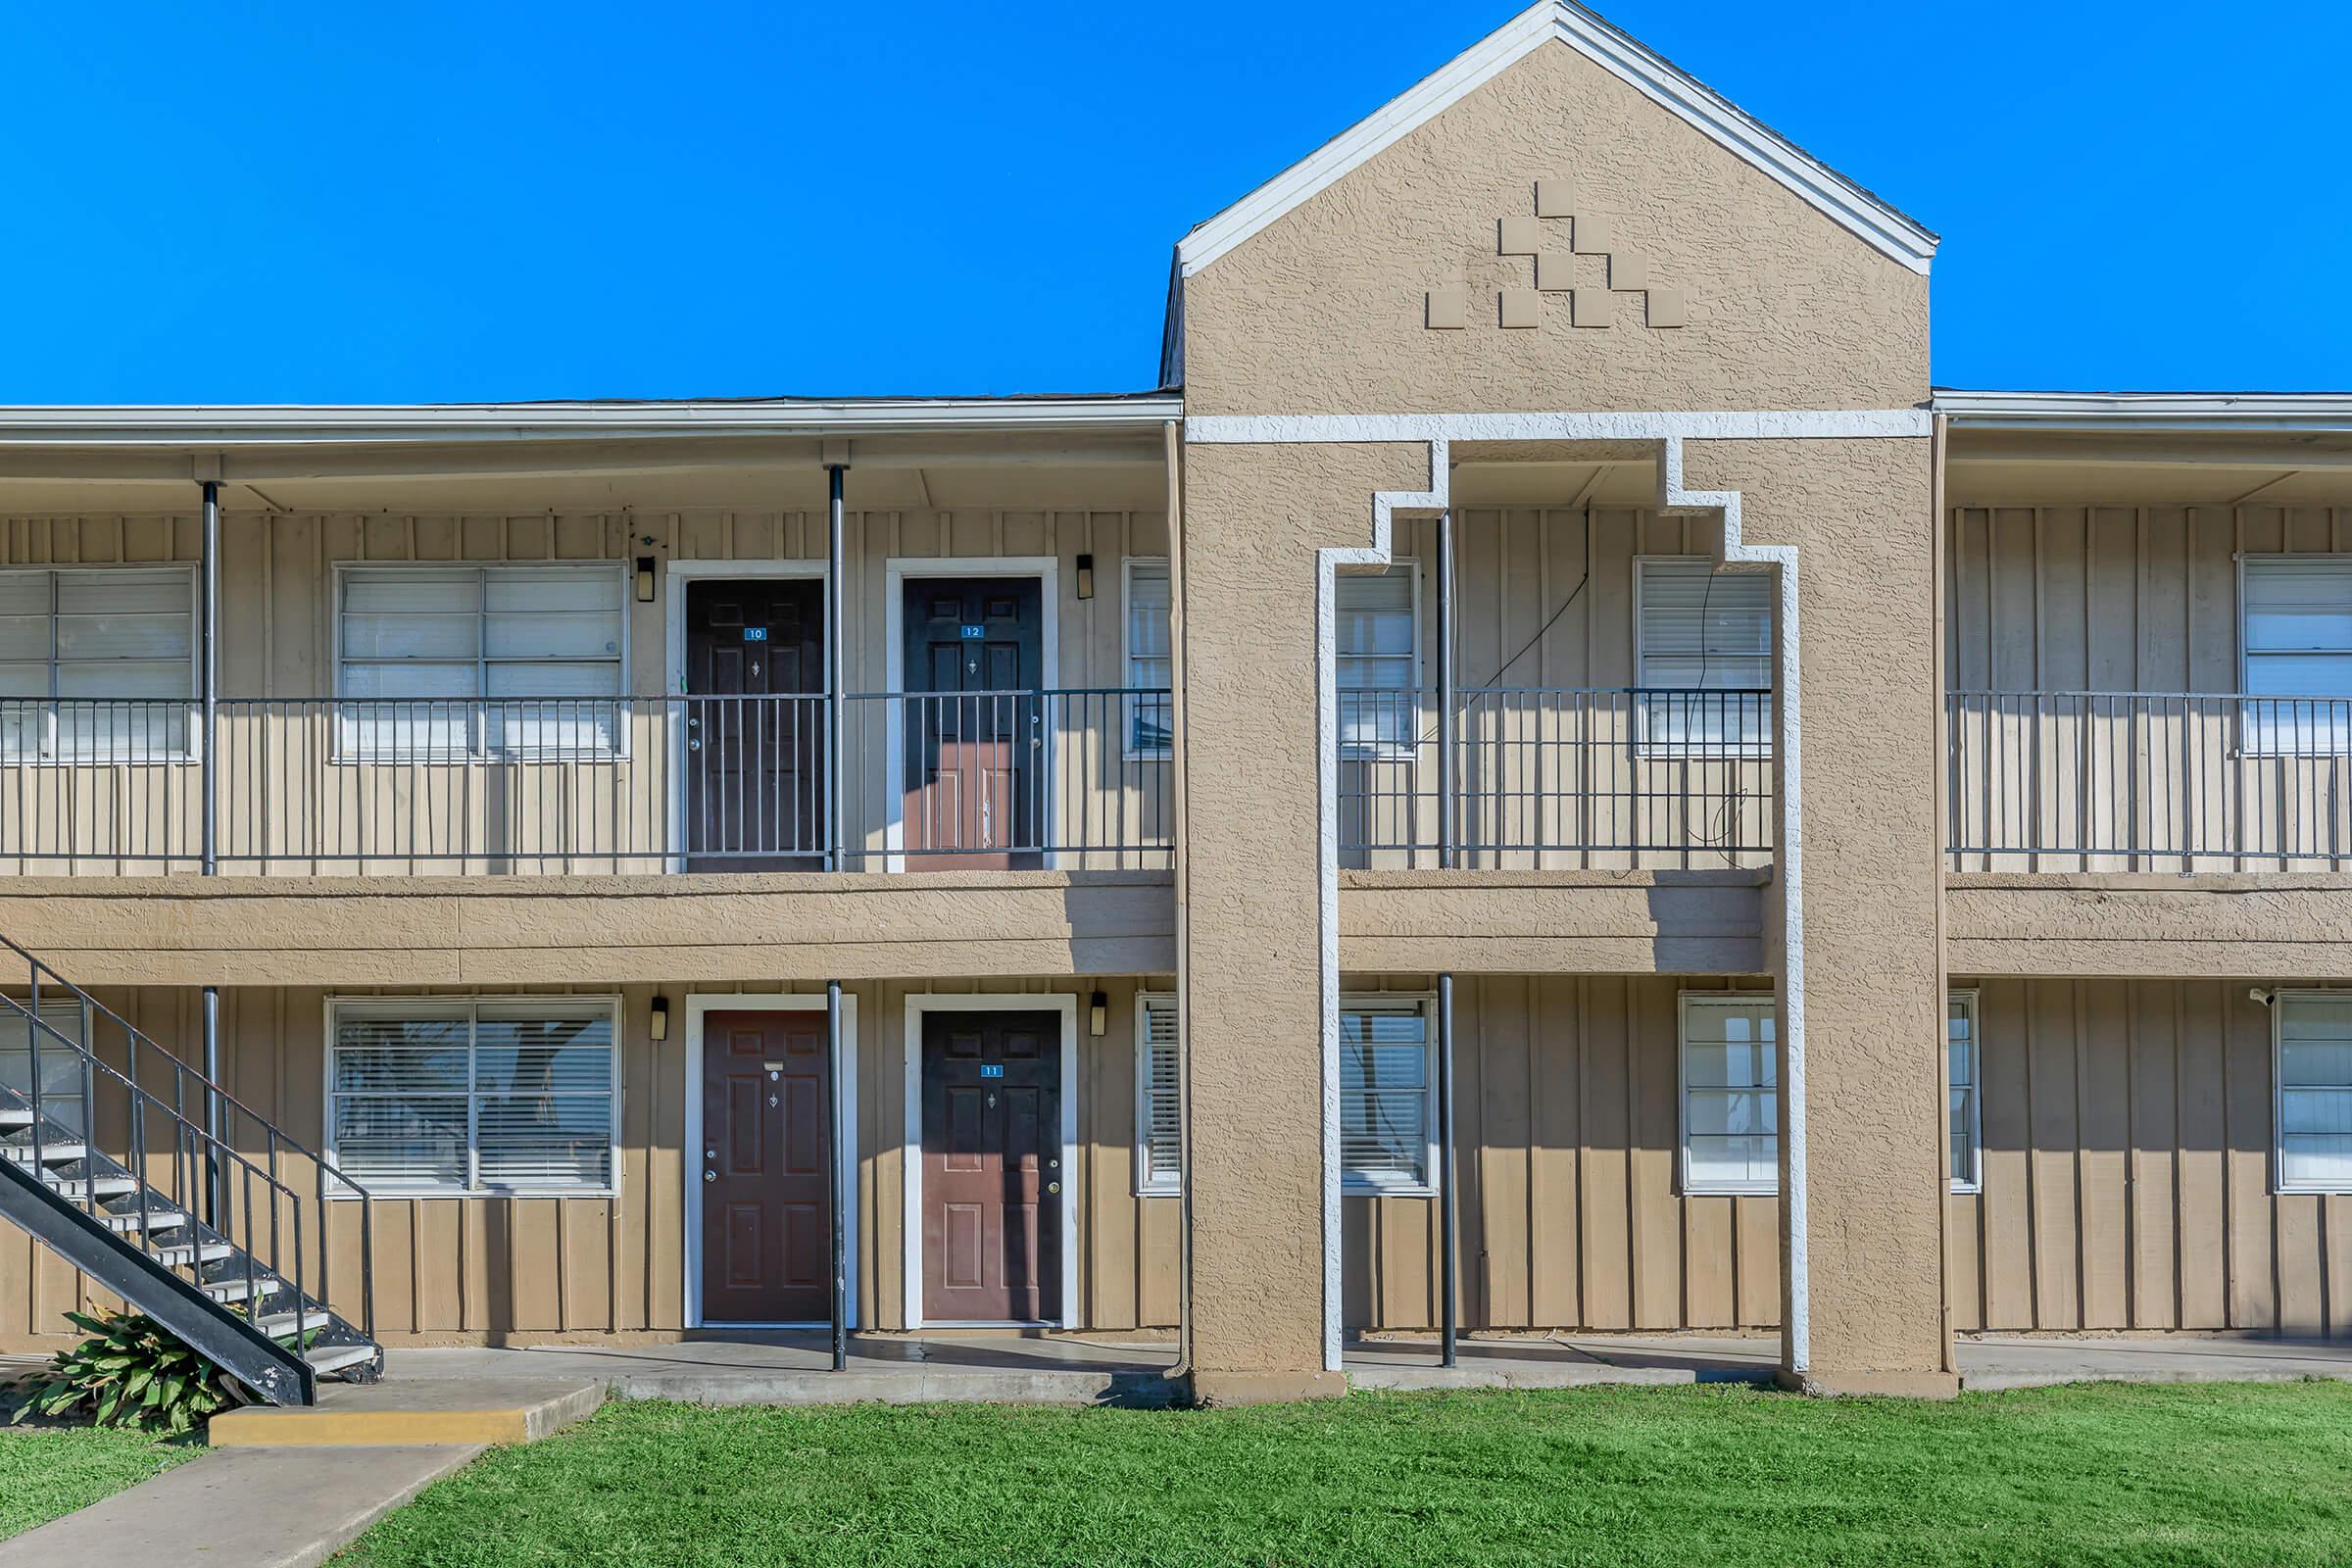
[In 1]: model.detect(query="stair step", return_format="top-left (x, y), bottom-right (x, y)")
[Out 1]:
top-left (44, 1174), bottom-right (136, 1200)
top-left (99, 1207), bottom-right (185, 1235)
top-left (200, 1275), bottom-right (285, 1305)
top-left (304, 1345), bottom-right (378, 1375)
top-left (0, 1109), bottom-right (29, 1128)
top-left (148, 1241), bottom-right (234, 1266)
top-left (255, 1309), bottom-right (329, 1339)
top-left (0, 1141), bottom-right (88, 1164)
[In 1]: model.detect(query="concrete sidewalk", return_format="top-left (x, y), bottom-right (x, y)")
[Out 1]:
top-left (0, 1444), bottom-right (480, 1567)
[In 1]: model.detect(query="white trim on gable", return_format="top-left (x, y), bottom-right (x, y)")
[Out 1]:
top-left (1174, 0), bottom-right (1937, 281)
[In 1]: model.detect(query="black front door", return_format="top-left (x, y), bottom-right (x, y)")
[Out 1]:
top-left (685, 578), bottom-right (824, 870)
top-left (901, 578), bottom-right (1045, 868)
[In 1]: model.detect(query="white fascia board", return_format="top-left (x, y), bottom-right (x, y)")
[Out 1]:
top-left (1176, 0), bottom-right (1936, 280)
top-left (0, 395), bottom-right (1186, 446)
top-left (1934, 389), bottom-right (2352, 433)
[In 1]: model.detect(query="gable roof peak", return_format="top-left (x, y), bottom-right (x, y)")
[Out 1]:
top-left (1175, 0), bottom-right (1936, 280)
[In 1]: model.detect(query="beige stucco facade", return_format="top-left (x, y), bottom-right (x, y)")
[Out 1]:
top-left (4, 2), bottom-right (2351, 1401)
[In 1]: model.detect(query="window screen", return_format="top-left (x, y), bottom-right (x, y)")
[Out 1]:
top-left (1335, 566), bottom-right (1416, 753)
top-left (328, 998), bottom-right (617, 1194)
top-left (0, 567), bottom-right (194, 759)
top-left (2278, 994), bottom-right (2352, 1192)
top-left (1126, 561), bottom-right (1174, 754)
top-left (338, 564), bottom-right (624, 756)
top-left (1949, 992), bottom-right (1981, 1193)
top-left (0, 1000), bottom-right (89, 1137)
top-left (1681, 993), bottom-right (1778, 1194)
top-left (1340, 996), bottom-right (1435, 1193)
top-left (2242, 558), bottom-right (2352, 753)
top-left (1637, 559), bottom-right (1772, 751)
top-left (1136, 993), bottom-right (1181, 1195)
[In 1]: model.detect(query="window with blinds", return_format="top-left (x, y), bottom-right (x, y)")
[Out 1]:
top-left (328, 998), bottom-right (617, 1195)
top-left (2278, 994), bottom-right (2352, 1193)
top-left (1135, 993), bottom-right (1181, 1195)
top-left (2242, 558), bottom-right (2352, 754)
top-left (0, 1001), bottom-right (89, 1137)
top-left (1948, 991), bottom-right (1981, 1194)
top-left (1680, 993), bottom-right (1778, 1194)
top-left (1335, 565), bottom-right (1417, 755)
top-left (1125, 561), bottom-right (1174, 756)
top-left (1635, 558), bottom-right (1773, 752)
top-left (1340, 995), bottom-right (1436, 1194)
top-left (0, 567), bottom-right (195, 760)
top-left (336, 564), bottom-right (625, 758)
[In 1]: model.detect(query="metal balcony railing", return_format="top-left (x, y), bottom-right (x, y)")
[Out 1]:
top-left (1337, 688), bottom-right (1776, 868)
top-left (1948, 691), bottom-right (2352, 871)
top-left (0, 691), bottom-right (1172, 875)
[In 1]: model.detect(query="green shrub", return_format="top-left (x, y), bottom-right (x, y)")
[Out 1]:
top-left (10, 1310), bottom-right (239, 1436)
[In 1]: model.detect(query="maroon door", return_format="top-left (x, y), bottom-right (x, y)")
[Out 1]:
top-left (700, 1010), bottom-right (831, 1323)
top-left (685, 578), bottom-right (824, 871)
top-left (921, 1009), bottom-right (1061, 1323)
top-left (901, 578), bottom-right (1044, 869)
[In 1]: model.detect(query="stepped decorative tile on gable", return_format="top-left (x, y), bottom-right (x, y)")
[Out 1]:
top-left (1427, 176), bottom-right (1689, 331)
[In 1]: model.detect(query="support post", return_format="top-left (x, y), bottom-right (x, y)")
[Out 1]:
top-left (826, 977), bottom-right (847, 1370)
top-left (199, 478), bottom-right (222, 1227)
top-left (1435, 507), bottom-right (1457, 1369)
top-left (825, 463), bottom-right (847, 871)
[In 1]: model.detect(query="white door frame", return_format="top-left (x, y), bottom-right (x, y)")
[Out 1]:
top-left (900, 992), bottom-right (1080, 1330)
top-left (881, 557), bottom-right (1060, 871)
top-left (682, 992), bottom-right (860, 1331)
top-left (662, 559), bottom-right (831, 873)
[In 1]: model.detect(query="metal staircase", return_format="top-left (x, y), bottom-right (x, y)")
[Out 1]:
top-left (0, 935), bottom-right (378, 1405)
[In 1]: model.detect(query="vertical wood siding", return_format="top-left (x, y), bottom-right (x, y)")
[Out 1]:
top-left (0, 975), bottom-right (1178, 1348)
top-left (1344, 972), bottom-right (1782, 1333)
top-left (1951, 976), bottom-right (2348, 1336)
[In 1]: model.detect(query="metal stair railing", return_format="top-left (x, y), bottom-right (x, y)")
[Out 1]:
top-left (0, 933), bottom-right (377, 1403)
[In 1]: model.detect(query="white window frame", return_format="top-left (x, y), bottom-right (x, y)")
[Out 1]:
top-left (1339, 990), bottom-right (1440, 1198)
top-left (1948, 988), bottom-right (1982, 1195)
top-left (329, 561), bottom-right (631, 763)
top-left (1134, 991), bottom-right (1181, 1197)
top-left (1677, 989), bottom-right (1780, 1197)
top-left (1632, 555), bottom-right (1774, 760)
top-left (1333, 560), bottom-right (1423, 763)
top-left (2236, 554), bottom-right (2352, 758)
top-left (2274, 988), bottom-right (2352, 1196)
top-left (322, 994), bottom-right (623, 1199)
top-left (0, 564), bottom-right (200, 764)
top-left (1121, 557), bottom-right (1175, 762)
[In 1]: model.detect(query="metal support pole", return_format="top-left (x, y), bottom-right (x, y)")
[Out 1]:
top-left (825, 465), bottom-right (847, 871)
top-left (1438, 971), bottom-right (1457, 1368)
top-left (826, 978), bottom-right (847, 1371)
top-left (200, 479), bottom-right (222, 1227)
top-left (1436, 509), bottom-right (1455, 866)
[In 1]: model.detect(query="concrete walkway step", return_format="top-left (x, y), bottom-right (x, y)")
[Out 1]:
top-left (209, 1375), bottom-right (604, 1447)
top-left (0, 1445), bottom-right (480, 1568)
top-left (603, 1366), bottom-right (1181, 1407)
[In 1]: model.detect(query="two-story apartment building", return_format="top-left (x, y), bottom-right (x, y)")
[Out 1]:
top-left (4, 0), bottom-right (2348, 1405)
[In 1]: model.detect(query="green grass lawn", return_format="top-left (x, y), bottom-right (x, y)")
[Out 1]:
top-left (336, 1382), bottom-right (2352, 1567)
top-left (0, 1422), bottom-right (198, 1541)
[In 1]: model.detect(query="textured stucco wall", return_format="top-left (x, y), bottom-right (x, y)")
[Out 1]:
top-left (1340, 869), bottom-right (1766, 974)
top-left (1176, 441), bottom-right (1429, 1399)
top-left (1948, 874), bottom-right (2352, 976)
top-left (1182, 39), bottom-right (1929, 418)
top-left (1683, 437), bottom-right (1949, 1391)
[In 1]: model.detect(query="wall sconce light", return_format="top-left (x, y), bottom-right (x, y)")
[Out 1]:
top-left (650, 996), bottom-right (669, 1041)
top-left (1076, 554), bottom-right (1095, 600)
top-left (1089, 991), bottom-right (1108, 1037)
top-left (635, 556), bottom-right (658, 604)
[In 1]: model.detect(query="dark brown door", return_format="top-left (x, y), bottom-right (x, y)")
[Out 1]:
top-left (686, 578), bottom-right (824, 871)
top-left (901, 578), bottom-right (1044, 869)
top-left (700, 1009), bottom-right (832, 1323)
top-left (921, 1008), bottom-right (1061, 1323)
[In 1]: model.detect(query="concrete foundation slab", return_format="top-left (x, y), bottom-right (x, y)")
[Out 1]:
top-left (209, 1375), bottom-right (605, 1447)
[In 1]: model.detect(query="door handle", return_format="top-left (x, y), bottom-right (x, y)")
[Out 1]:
top-left (1047, 1181), bottom-right (1061, 1195)
top-left (704, 1170), bottom-right (717, 1182)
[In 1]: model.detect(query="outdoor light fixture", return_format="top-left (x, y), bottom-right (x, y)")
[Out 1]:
top-left (1090, 991), bottom-right (1108, 1036)
top-left (635, 556), bottom-right (658, 604)
top-left (1076, 553), bottom-right (1095, 600)
top-left (650, 996), bottom-right (669, 1041)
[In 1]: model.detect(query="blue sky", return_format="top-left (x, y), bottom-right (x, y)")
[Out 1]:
top-left (7, 1), bottom-right (2347, 403)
